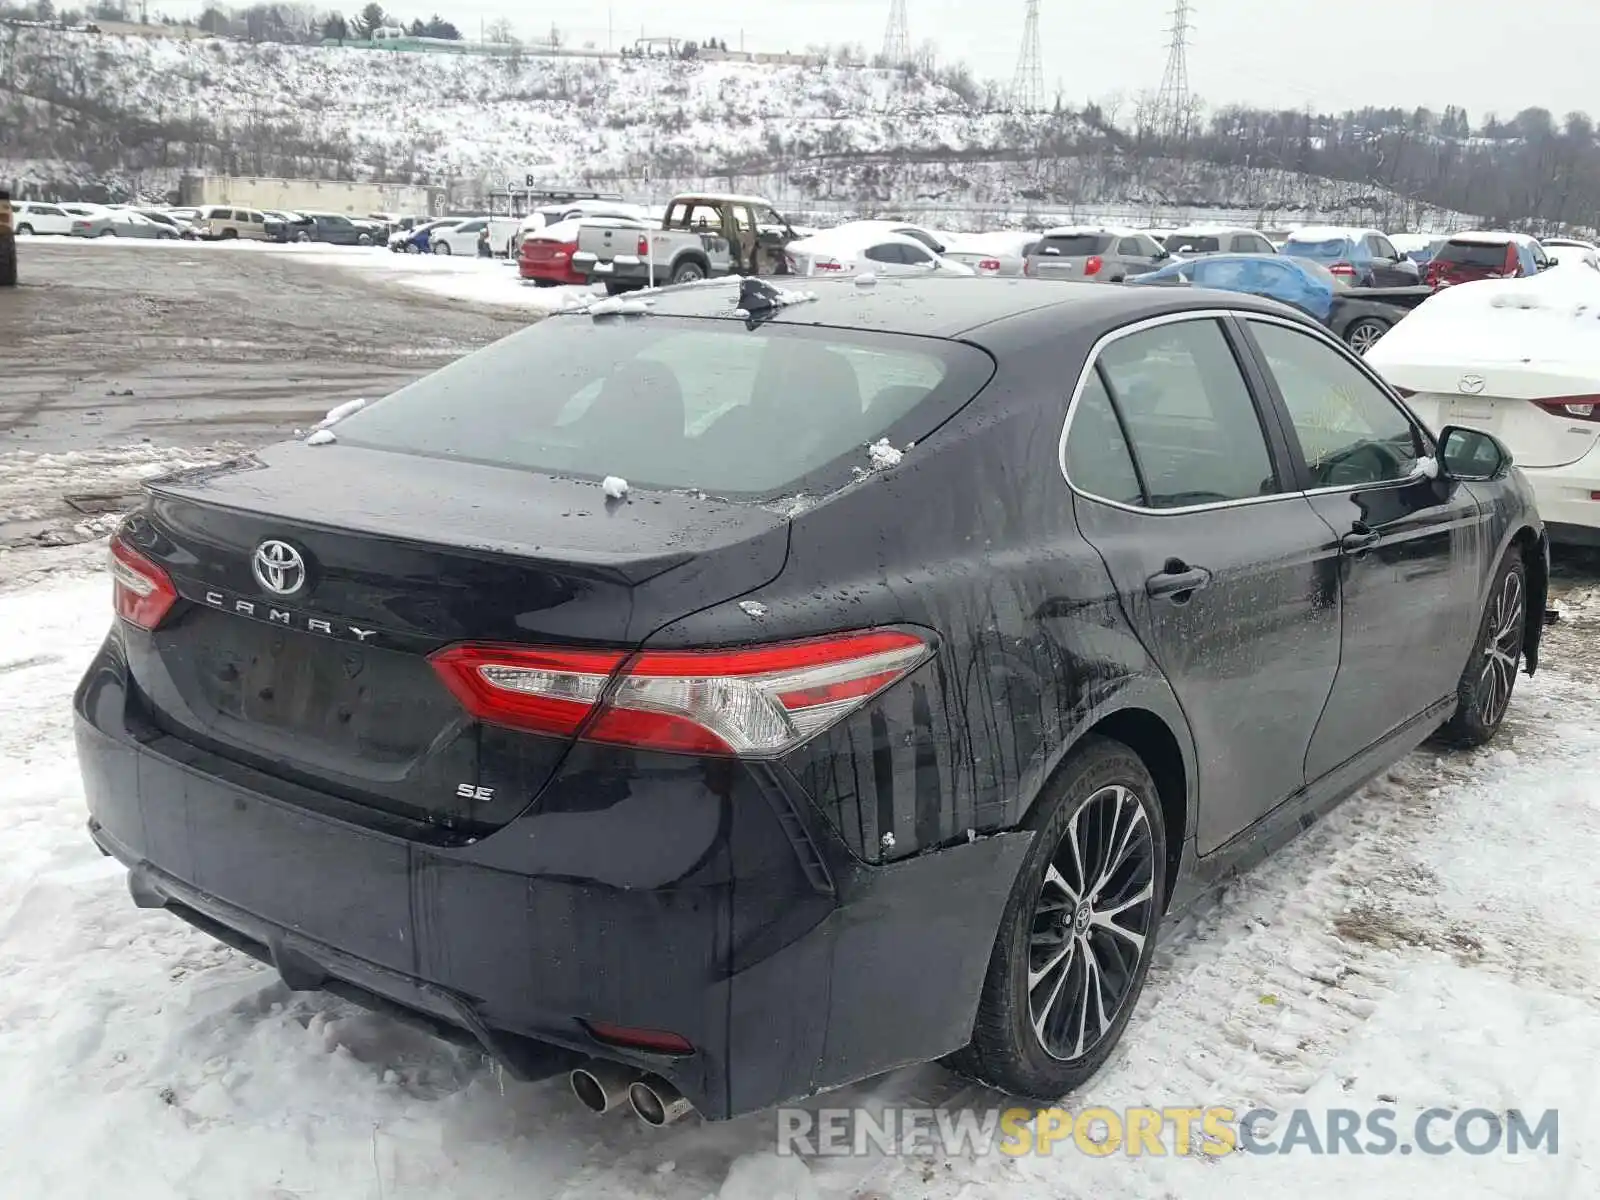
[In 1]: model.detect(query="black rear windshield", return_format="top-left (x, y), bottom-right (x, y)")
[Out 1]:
top-left (1166, 235), bottom-right (1221, 253)
top-left (1435, 240), bottom-right (1512, 267)
top-left (332, 318), bottom-right (995, 495)
top-left (1037, 233), bottom-right (1112, 256)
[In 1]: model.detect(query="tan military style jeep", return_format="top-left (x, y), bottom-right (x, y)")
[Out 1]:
top-left (0, 189), bottom-right (16, 287)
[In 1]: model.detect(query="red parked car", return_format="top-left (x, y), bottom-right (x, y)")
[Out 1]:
top-left (519, 217), bottom-right (647, 287)
top-left (1425, 232), bottom-right (1548, 289)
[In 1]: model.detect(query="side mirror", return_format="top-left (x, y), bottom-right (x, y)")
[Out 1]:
top-left (1546, 256), bottom-right (1559, 268)
top-left (1437, 425), bottom-right (1511, 481)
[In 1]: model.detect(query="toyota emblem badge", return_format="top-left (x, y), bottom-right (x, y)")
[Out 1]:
top-left (252, 539), bottom-right (307, 596)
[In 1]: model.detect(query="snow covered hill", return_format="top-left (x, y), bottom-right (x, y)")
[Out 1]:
top-left (1, 28), bottom-right (1470, 228)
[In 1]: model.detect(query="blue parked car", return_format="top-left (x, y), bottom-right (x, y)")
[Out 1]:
top-left (1126, 253), bottom-right (1420, 355)
top-left (391, 218), bottom-right (461, 254)
top-left (1278, 226), bottom-right (1421, 287)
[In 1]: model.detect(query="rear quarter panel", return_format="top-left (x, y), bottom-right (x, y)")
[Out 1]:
top-left (642, 325), bottom-right (1195, 864)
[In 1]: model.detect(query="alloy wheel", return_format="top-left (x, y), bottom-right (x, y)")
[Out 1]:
top-left (1027, 784), bottom-right (1157, 1061)
top-left (1347, 321), bottom-right (1385, 355)
top-left (1477, 569), bottom-right (1524, 726)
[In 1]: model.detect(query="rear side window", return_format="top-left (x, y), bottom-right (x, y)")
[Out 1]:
top-left (1038, 233), bottom-right (1112, 256)
top-left (1435, 240), bottom-right (1512, 268)
top-left (333, 321), bottom-right (995, 496)
top-left (1064, 371), bottom-right (1143, 505)
top-left (1092, 319), bottom-right (1279, 509)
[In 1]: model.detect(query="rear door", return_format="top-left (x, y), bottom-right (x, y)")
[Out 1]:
top-left (1236, 315), bottom-right (1487, 779)
top-left (1062, 313), bottom-right (1343, 853)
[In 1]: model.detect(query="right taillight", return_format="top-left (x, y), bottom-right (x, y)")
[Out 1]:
top-left (429, 629), bottom-right (934, 757)
top-left (636, 234), bottom-right (649, 255)
top-left (1329, 262), bottom-right (1357, 277)
top-left (1534, 396), bottom-right (1600, 420)
top-left (813, 257), bottom-right (844, 272)
top-left (109, 536), bottom-right (178, 630)
top-left (1084, 255), bottom-right (1103, 276)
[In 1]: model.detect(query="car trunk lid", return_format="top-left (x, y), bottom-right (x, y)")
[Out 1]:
top-left (1386, 363), bottom-right (1600, 468)
top-left (123, 442), bottom-right (790, 836)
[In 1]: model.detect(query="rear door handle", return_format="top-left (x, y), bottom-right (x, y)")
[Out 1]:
top-left (1340, 526), bottom-right (1381, 554)
top-left (1146, 565), bottom-right (1212, 600)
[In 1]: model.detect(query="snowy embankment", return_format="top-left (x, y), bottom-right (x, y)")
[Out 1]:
top-left (0, 567), bottom-right (1596, 1196)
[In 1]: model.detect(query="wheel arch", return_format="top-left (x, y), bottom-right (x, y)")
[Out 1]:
top-left (672, 249), bottom-right (711, 275)
top-left (1512, 523), bottom-right (1548, 674)
top-left (1083, 707), bottom-right (1189, 910)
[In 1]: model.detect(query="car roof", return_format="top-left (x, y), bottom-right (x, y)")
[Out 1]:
top-left (1038, 224), bottom-right (1140, 238)
top-left (564, 275), bottom-right (1302, 343)
top-left (669, 193), bottom-right (775, 207)
top-left (1447, 229), bottom-right (1518, 244)
top-left (790, 229), bottom-right (936, 253)
top-left (1286, 225), bottom-right (1372, 241)
top-left (1167, 224), bottom-right (1258, 237)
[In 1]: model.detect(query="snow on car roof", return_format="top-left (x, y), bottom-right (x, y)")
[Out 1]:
top-left (1039, 224), bottom-right (1140, 237)
top-left (1445, 229), bottom-right (1519, 245)
top-left (671, 193), bottom-right (778, 207)
top-left (789, 228), bottom-right (938, 254)
top-left (1365, 265), bottom-right (1600, 372)
top-left (1285, 225), bottom-right (1374, 241)
top-left (1167, 224), bottom-right (1255, 236)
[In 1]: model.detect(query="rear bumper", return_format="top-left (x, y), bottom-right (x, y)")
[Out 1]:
top-left (518, 260), bottom-right (584, 286)
top-left (1522, 454), bottom-right (1600, 544)
top-left (74, 634), bottom-right (1028, 1119)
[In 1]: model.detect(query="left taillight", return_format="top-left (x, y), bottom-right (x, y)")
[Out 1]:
top-left (429, 629), bottom-right (934, 757)
top-left (109, 536), bottom-right (178, 630)
top-left (978, 257), bottom-right (1002, 274)
top-left (1084, 255), bottom-right (1104, 276)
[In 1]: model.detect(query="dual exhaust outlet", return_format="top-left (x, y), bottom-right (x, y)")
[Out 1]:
top-left (569, 1059), bottom-right (693, 1127)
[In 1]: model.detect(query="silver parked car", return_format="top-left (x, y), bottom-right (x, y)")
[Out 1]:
top-left (1024, 226), bottom-right (1171, 282)
top-left (939, 230), bottom-right (1041, 277)
top-left (1162, 225), bottom-right (1278, 257)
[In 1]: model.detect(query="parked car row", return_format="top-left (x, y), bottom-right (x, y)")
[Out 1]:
top-left (9, 201), bottom-right (411, 245)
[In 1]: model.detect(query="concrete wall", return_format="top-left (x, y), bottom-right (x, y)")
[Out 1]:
top-left (181, 175), bottom-right (439, 216)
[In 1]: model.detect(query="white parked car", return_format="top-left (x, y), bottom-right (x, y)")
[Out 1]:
top-left (1541, 237), bottom-right (1600, 271)
top-left (939, 230), bottom-right (1041, 276)
top-left (1366, 267), bottom-right (1600, 546)
top-left (430, 216), bottom-right (491, 256)
top-left (10, 201), bottom-right (76, 236)
top-left (783, 228), bottom-right (975, 277)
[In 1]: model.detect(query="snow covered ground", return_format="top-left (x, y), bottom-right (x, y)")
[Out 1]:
top-left (43, 237), bottom-right (599, 315)
top-left (1, 552), bottom-right (1596, 1197)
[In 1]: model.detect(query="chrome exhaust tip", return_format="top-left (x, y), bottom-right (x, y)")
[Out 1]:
top-left (627, 1076), bottom-right (694, 1127)
top-left (569, 1060), bottom-right (644, 1114)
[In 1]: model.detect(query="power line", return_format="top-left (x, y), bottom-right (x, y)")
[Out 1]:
top-left (1152, 0), bottom-right (1193, 140)
top-left (1010, 0), bottom-right (1043, 114)
top-left (882, 0), bottom-right (910, 65)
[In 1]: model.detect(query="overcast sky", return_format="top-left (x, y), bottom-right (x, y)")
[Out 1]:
top-left (174, 0), bottom-right (1600, 121)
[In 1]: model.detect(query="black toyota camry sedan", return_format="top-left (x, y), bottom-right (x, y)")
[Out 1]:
top-left (76, 275), bottom-right (1547, 1124)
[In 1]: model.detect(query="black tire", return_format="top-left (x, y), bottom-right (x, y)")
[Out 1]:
top-left (950, 735), bottom-right (1166, 1099)
top-left (603, 281), bottom-right (630, 295)
top-left (1437, 549), bottom-right (1527, 747)
top-left (434, 241), bottom-right (452, 255)
top-left (15, 224), bottom-right (33, 235)
top-left (358, 233), bottom-right (372, 246)
top-left (0, 239), bottom-right (16, 287)
top-left (221, 229), bottom-right (238, 240)
top-left (1344, 316), bottom-right (1389, 355)
top-left (670, 260), bottom-right (706, 284)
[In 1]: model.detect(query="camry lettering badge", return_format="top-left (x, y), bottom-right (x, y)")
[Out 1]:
top-left (253, 539), bottom-right (307, 596)
top-left (1457, 374), bottom-right (1486, 395)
